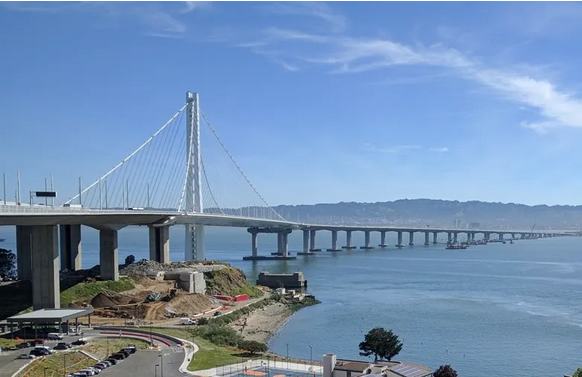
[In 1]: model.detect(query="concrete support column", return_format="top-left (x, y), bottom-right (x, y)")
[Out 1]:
top-left (343, 231), bottom-right (354, 249)
top-left (277, 230), bottom-right (290, 257)
top-left (99, 229), bottom-right (119, 281)
top-left (447, 232), bottom-right (453, 244)
top-left (484, 233), bottom-right (490, 241)
top-left (466, 232), bottom-right (471, 242)
top-left (31, 225), bottom-right (60, 309)
top-left (511, 233), bottom-right (516, 240)
top-left (453, 232), bottom-right (458, 242)
top-left (408, 231), bottom-right (414, 246)
top-left (396, 232), bottom-right (403, 247)
top-left (16, 225), bottom-right (32, 281)
top-left (499, 233), bottom-right (504, 241)
top-left (149, 226), bottom-right (170, 264)
top-left (302, 230), bottom-right (309, 254)
top-left (309, 230), bottom-right (319, 251)
top-left (433, 232), bottom-right (438, 244)
top-left (361, 231), bottom-right (374, 249)
top-left (251, 230), bottom-right (259, 258)
top-left (327, 230), bottom-right (339, 251)
top-left (424, 232), bottom-right (430, 246)
top-left (59, 225), bottom-right (82, 271)
top-left (379, 231), bottom-right (387, 247)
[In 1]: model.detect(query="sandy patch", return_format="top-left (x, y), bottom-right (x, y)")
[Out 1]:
top-left (231, 302), bottom-right (292, 343)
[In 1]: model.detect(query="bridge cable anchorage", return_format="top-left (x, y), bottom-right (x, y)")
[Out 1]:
top-left (200, 111), bottom-right (286, 221)
top-left (64, 104), bottom-right (187, 206)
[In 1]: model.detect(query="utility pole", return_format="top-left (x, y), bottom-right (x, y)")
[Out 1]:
top-left (16, 170), bottom-right (21, 204)
top-left (78, 177), bottom-right (82, 206)
top-left (50, 173), bottom-right (54, 206)
top-left (2, 173), bottom-right (6, 205)
top-left (44, 177), bottom-right (48, 206)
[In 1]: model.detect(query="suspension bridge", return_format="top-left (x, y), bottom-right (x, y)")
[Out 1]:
top-left (0, 91), bottom-right (570, 311)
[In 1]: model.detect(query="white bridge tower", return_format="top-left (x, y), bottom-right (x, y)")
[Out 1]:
top-left (184, 91), bottom-right (205, 261)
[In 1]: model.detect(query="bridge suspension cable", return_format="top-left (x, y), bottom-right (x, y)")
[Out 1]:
top-left (199, 111), bottom-right (287, 221)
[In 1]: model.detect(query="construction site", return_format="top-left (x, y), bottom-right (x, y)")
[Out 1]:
top-left (0, 260), bottom-right (267, 326)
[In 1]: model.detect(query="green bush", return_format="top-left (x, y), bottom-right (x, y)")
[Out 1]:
top-left (573, 367), bottom-right (582, 377)
top-left (238, 340), bottom-right (267, 355)
top-left (193, 324), bottom-right (243, 347)
top-left (197, 317), bottom-right (208, 326)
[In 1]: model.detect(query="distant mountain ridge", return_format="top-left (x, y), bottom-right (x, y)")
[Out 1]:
top-left (272, 199), bottom-right (582, 230)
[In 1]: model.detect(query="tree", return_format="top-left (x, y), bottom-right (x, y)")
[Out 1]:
top-left (0, 248), bottom-right (16, 278)
top-left (573, 367), bottom-right (582, 377)
top-left (433, 365), bottom-right (458, 377)
top-left (358, 327), bottom-right (403, 362)
top-left (238, 340), bottom-right (268, 355)
top-left (124, 255), bottom-right (136, 265)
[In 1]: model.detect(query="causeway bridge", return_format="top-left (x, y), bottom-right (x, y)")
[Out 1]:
top-left (0, 92), bottom-right (571, 311)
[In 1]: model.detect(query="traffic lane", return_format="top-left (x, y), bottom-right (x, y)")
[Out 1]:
top-left (0, 351), bottom-right (32, 377)
top-left (98, 347), bottom-right (185, 377)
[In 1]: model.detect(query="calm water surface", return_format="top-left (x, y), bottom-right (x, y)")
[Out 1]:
top-left (1, 226), bottom-right (581, 376)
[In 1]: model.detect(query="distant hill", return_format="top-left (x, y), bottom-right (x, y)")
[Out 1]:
top-left (271, 199), bottom-right (582, 230)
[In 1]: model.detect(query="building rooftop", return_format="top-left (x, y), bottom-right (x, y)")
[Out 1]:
top-left (335, 360), bottom-right (372, 372)
top-left (7, 308), bottom-right (94, 323)
top-left (334, 359), bottom-right (431, 377)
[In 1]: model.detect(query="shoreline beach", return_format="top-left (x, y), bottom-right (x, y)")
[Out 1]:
top-left (230, 301), bottom-right (295, 343)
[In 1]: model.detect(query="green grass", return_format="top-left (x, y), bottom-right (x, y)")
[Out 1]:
top-left (149, 327), bottom-right (246, 371)
top-left (60, 277), bottom-right (135, 306)
top-left (20, 351), bottom-right (96, 377)
top-left (0, 338), bottom-right (19, 348)
top-left (82, 338), bottom-right (149, 360)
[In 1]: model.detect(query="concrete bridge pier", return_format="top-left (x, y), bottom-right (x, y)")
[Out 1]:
top-left (277, 231), bottom-right (289, 257)
top-left (379, 231), bottom-right (387, 247)
top-left (99, 229), bottom-right (119, 281)
top-left (60, 225), bottom-right (82, 271)
top-left (433, 232), bottom-right (438, 244)
top-left (309, 230), bottom-right (321, 251)
top-left (511, 233), bottom-right (516, 240)
top-left (408, 231), bottom-right (414, 246)
top-left (484, 233), bottom-right (491, 241)
top-left (149, 226), bottom-right (170, 263)
top-left (302, 230), bottom-right (309, 254)
top-left (31, 225), bottom-right (60, 310)
top-left (499, 233), bottom-right (504, 241)
top-left (453, 232), bottom-right (458, 242)
top-left (424, 232), bottom-right (430, 246)
top-left (16, 225), bottom-right (32, 281)
top-left (360, 231), bottom-right (374, 249)
top-left (447, 232), bottom-right (453, 244)
top-left (250, 229), bottom-right (259, 258)
top-left (327, 230), bottom-right (341, 252)
top-left (342, 231), bottom-right (356, 249)
top-left (396, 231), bottom-right (404, 247)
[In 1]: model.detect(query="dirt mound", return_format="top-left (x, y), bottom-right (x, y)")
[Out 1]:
top-left (165, 293), bottom-right (213, 316)
top-left (91, 292), bottom-right (139, 308)
top-left (204, 268), bottom-right (262, 298)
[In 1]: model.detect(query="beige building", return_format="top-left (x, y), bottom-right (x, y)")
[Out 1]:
top-left (323, 354), bottom-right (432, 377)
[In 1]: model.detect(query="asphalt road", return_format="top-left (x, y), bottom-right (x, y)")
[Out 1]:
top-left (99, 346), bottom-right (185, 377)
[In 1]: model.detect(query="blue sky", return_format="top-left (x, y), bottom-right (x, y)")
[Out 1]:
top-left (2, 1), bottom-right (582, 207)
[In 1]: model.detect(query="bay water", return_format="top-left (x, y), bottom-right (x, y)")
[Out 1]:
top-left (1, 226), bottom-right (581, 376)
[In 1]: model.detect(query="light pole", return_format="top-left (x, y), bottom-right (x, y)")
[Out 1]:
top-left (309, 345), bottom-right (313, 366)
top-left (286, 343), bottom-right (289, 369)
top-left (44, 367), bottom-right (48, 377)
top-left (159, 353), bottom-right (164, 377)
top-left (63, 353), bottom-right (67, 377)
top-left (155, 364), bottom-right (159, 377)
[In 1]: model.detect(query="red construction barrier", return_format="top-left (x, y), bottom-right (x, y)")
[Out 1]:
top-left (234, 294), bottom-right (248, 302)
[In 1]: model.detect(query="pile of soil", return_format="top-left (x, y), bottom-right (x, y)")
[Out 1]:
top-left (165, 293), bottom-right (213, 316)
top-left (91, 292), bottom-right (139, 308)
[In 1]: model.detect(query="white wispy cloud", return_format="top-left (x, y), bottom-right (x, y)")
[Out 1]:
top-left (236, 24), bottom-right (582, 133)
top-left (180, 1), bottom-right (211, 14)
top-left (430, 147), bottom-right (449, 153)
top-left (1, 1), bottom-right (191, 36)
top-left (262, 2), bottom-right (346, 33)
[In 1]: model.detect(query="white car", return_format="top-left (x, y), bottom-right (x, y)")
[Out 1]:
top-left (17, 354), bottom-right (36, 359)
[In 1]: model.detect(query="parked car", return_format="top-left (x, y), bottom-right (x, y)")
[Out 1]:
top-left (104, 358), bottom-right (118, 365)
top-left (110, 353), bottom-right (126, 360)
top-left (124, 345), bottom-right (137, 354)
top-left (53, 344), bottom-right (68, 351)
top-left (77, 368), bottom-right (96, 375)
top-left (17, 342), bottom-right (33, 349)
top-left (17, 353), bottom-right (36, 359)
top-left (71, 339), bottom-right (87, 346)
top-left (117, 349), bottom-right (131, 357)
top-left (57, 342), bottom-right (72, 349)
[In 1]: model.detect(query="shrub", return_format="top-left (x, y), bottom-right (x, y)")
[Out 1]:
top-left (124, 255), bottom-right (136, 265)
top-left (238, 340), bottom-right (267, 355)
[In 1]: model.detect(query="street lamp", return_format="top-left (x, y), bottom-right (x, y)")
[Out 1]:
top-left (309, 345), bottom-right (313, 366)
top-left (159, 353), bottom-right (164, 377)
top-left (286, 343), bottom-right (289, 369)
top-left (63, 353), bottom-right (67, 377)
top-left (155, 364), bottom-right (159, 377)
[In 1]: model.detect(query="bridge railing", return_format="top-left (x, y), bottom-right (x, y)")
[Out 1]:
top-left (0, 204), bottom-right (181, 215)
